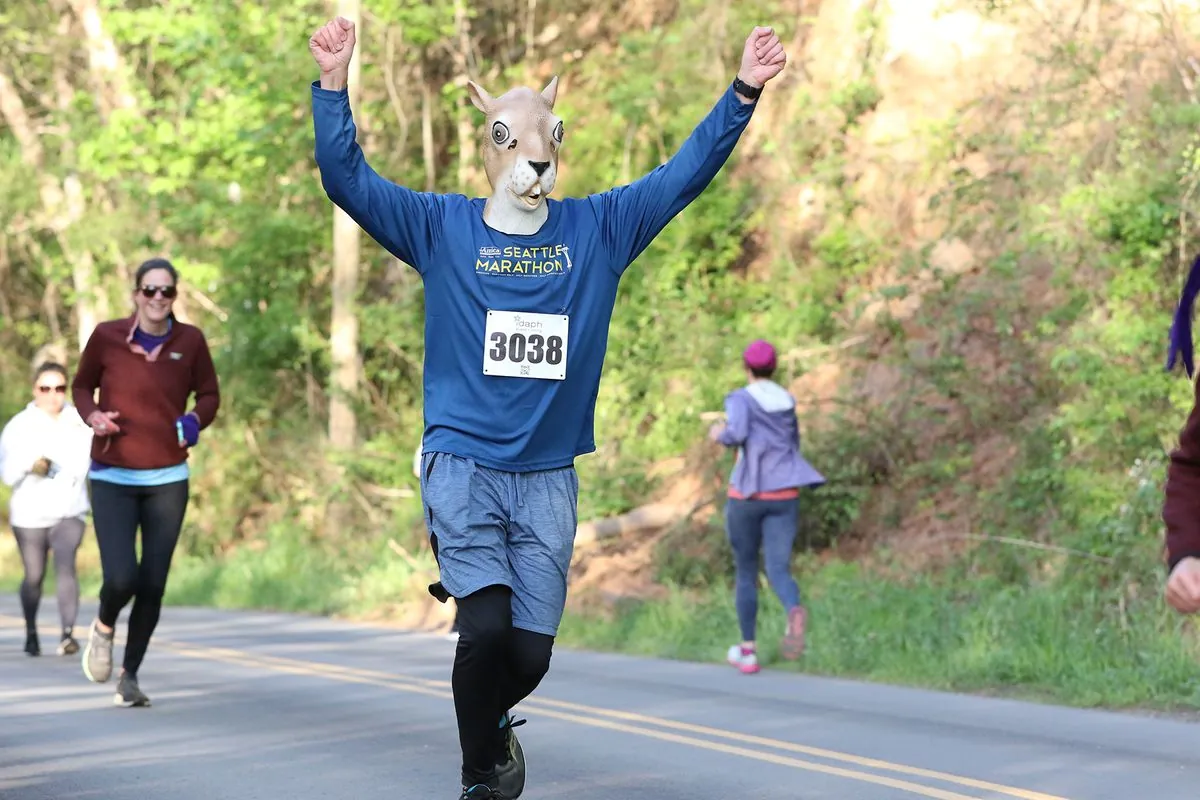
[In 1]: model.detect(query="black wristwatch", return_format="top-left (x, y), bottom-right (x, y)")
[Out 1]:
top-left (732, 77), bottom-right (763, 100)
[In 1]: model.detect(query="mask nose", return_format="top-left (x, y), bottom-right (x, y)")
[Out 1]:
top-left (529, 160), bottom-right (550, 177)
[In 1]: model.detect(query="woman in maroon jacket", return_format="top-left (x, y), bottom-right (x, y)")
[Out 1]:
top-left (72, 258), bottom-right (220, 707)
top-left (1165, 256), bottom-right (1200, 613)
top-left (1165, 380), bottom-right (1200, 613)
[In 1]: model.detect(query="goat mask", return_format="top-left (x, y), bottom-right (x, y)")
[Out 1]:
top-left (467, 76), bottom-right (564, 236)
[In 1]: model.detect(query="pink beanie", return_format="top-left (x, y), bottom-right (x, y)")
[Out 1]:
top-left (743, 339), bottom-right (777, 371)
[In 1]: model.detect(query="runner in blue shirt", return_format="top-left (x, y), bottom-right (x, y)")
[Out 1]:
top-left (308, 16), bottom-right (787, 800)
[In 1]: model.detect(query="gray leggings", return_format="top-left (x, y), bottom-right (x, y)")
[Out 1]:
top-left (12, 518), bottom-right (85, 633)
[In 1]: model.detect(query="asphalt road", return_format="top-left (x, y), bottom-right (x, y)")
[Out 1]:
top-left (0, 597), bottom-right (1197, 800)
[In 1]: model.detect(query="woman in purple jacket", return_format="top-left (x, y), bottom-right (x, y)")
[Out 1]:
top-left (709, 339), bottom-right (825, 674)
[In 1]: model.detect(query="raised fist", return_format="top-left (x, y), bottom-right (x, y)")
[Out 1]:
top-left (738, 26), bottom-right (787, 89)
top-left (309, 17), bottom-right (356, 75)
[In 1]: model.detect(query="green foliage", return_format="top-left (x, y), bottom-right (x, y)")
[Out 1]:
top-left (3, 0), bottom-right (1200, 708)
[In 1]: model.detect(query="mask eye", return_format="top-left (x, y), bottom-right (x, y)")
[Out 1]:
top-left (552, 121), bottom-right (564, 143)
top-left (491, 122), bottom-right (510, 145)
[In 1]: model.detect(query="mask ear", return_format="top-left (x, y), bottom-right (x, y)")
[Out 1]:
top-left (467, 80), bottom-right (494, 115)
top-left (541, 76), bottom-right (559, 108)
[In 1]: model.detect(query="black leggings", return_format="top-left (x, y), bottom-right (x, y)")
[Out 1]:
top-left (454, 584), bottom-right (555, 787)
top-left (89, 478), bottom-right (189, 676)
top-left (12, 518), bottom-right (85, 634)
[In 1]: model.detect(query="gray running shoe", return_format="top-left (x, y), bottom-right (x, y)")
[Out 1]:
top-left (114, 673), bottom-right (151, 708)
top-left (82, 621), bottom-right (113, 683)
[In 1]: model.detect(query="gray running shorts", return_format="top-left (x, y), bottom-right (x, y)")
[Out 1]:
top-left (420, 451), bottom-right (579, 636)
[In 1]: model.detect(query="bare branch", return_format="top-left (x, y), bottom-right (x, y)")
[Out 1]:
top-left (903, 532), bottom-right (1115, 564)
top-left (182, 284), bottom-right (229, 322)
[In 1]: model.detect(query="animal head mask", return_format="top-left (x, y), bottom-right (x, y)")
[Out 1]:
top-left (467, 76), bottom-right (564, 235)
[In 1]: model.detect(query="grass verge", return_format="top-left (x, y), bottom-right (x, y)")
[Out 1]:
top-left (3, 532), bottom-right (1198, 713)
top-left (557, 557), bottom-right (1200, 711)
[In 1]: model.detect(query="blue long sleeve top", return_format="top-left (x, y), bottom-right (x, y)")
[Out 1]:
top-left (312, 79), bottom-right (756, 471)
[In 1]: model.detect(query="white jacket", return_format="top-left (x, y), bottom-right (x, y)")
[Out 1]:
top-left (0, 402), bottom-right (93, 528)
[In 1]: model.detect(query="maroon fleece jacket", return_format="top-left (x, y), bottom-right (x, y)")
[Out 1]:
top-left (1165, 378), bottom-right (1200, 570)
top-left (72, 315), bottom-right (220, 470)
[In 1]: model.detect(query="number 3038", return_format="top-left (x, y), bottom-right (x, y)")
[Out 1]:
top-left (489, 332), bottom-right (563, 365)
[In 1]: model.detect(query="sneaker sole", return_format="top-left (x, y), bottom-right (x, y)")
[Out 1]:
top-left (113, 694), bottom-right (151, 708)
top-left (727, 652), bottom-right (761, 673)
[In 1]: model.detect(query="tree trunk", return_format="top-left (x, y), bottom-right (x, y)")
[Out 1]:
top-left (57, 1), bottom-right (128, 346)
top-left (421, 62), bottom-right (436, 192)
top-left (329, 0), bottom-right (363, 450)
top-left (63, 0), bottom-right (137, 120)
top-left (63, 174), bottom-right (99, 349)
top-left (456, 96), bottom-right (475, 192)
top-left (50, 17), bottom-right (102, 345)
top-left (0, 67), bottom-right (98, 352)
top-left (454, 0), bottom-right (478, 193)
top-left (0, 235), bottom-right (12, 324)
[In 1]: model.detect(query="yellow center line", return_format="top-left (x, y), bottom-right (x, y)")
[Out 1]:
top-left (1, 615), bottom-right (1071, 800)
top-left (155, 639), bottom-right (1068, 800)
top-left (161, 641), bottom-right (982, 800)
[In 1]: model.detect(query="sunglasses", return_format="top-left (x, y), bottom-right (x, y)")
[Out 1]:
top-left (139, 285), bottom-right (178, 299)
top-left (37, 385), bottom-right (66, 394)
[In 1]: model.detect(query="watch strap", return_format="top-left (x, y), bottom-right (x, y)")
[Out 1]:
top-left (732, 76), bottom-right (763, 100)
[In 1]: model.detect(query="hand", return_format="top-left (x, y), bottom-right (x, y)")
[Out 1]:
top-left (708, 423), bottom-right (726, 443)
top-left (176, 413), bottom-right (200, 449)
top-left (30, 457), bottom-right (51, 477)
top-left (87, 410), bottom-right (121, 436)
top-left (738, 26), bottom-right (787, 89)
top-left (1167, 557), bottom-right (1200, 613)
top-left (309, 17), bottom-right (356, 85)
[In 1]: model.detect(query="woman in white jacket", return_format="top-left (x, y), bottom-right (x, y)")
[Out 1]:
top-left (0, 362), bottom-right (93, 657)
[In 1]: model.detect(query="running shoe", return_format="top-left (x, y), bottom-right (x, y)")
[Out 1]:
top-left (459, 784), bottom-right (503, 799)
top-left (781, 605), bottom-right (807, 660)
top-left (57, 633), bottom-right (80, 656)
top-left (114, 673), bottom-right (151, 708)
top-left (726, 644), bottom-right (760, 674)
top-left (24, 631), bottom-right (40, 657)
top-left (495, 711), bottom-right (527, 798)
top-left (82, 620), bottom-right (113, 683)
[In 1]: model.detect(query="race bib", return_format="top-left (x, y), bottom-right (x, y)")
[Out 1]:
top-left (483, 310), bottom-right (569, 380)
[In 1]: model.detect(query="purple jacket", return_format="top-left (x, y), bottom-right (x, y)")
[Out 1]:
top-left (717, 381), bottom-right (825, 497)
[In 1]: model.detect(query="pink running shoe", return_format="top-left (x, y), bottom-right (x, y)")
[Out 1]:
top-left (726, 645), bottom-right (760, 674)
top-left (781, 606), bottom-right (807, 660)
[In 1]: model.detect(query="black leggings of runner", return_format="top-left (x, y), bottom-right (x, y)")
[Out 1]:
top-left (89, 478), bottom-right (189, 677)
top-left (12, 519), bottom-right (86, 634)
top-left (454, 584), bottom-right (554, 788)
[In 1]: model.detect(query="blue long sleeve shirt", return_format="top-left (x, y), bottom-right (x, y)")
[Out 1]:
top-left (312, 79), bottom-right (756, 471)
